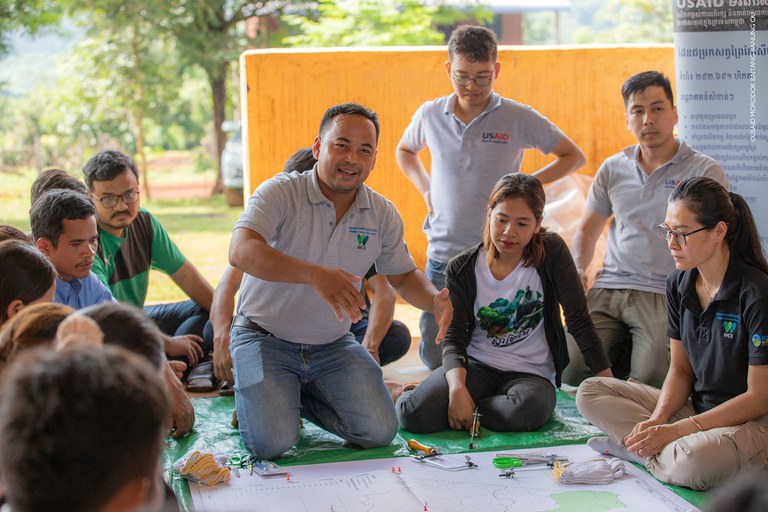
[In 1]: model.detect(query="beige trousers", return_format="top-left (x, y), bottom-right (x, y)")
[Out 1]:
top-left (577, 377), bottom-right (768, 490)
top-left (563, 288), bottom-right (669, 388)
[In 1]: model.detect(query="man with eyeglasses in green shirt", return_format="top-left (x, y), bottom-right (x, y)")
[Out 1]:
top-left (84, 150), bottom-right (215, 384)
top-left (396, 25), bottom-right (586, 369)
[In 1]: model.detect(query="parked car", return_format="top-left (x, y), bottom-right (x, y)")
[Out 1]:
top-left (221, 121), bottom-right (243, 207)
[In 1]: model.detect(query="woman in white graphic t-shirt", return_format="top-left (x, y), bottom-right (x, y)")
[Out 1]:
top-left (396, 174), bottom-right (612, 433)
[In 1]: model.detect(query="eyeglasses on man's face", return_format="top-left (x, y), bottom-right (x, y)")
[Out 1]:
top-left (657, 224), bottom-right (710, 246)
top-left (450, 73), bottom-right (493, 87)
top-left (91, 190), bottom-right (140, 209)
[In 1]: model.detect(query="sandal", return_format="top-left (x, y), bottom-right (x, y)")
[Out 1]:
top-left (185, 361), bottom-right (219, 392)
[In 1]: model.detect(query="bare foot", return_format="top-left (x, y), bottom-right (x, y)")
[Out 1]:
top-left (385, 380), bottom-right (418, 403)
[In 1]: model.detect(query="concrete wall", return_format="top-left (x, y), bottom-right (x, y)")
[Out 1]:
top-left (241, 45), bottom-right (674, 268)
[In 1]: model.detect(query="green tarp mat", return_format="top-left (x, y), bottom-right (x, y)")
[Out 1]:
top-left (163, 392), bottom-right (708, 511)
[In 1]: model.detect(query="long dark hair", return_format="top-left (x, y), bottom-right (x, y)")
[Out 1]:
top-left (0, 240), bottom-right (57, 325)
top-left (669, 177), bottom-right (768, 274)
top-left (483, 173), bottom-right (547, 268)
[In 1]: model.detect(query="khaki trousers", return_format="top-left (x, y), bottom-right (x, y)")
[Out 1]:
top-left (563, 288), bottom-right (669, 388)
top-left (577, 377), bottom-right (768, 490)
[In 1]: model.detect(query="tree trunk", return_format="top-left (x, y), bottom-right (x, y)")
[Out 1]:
top-left (209, 61), bottom-right (229, 195)
top-left (133, 107), bottom-right (150, 201)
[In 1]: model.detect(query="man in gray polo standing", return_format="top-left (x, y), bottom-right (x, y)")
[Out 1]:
top-left (396, 25), bottom-right (586, 369)
top-left (228, 103), bottom-right (451, 460)
top-left (563, 71), bottom-right (727, 388)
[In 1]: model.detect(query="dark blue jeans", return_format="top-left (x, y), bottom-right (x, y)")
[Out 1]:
top-left (349, 318), bottom-right (411, 366)
top-left (145, 300), bottom-right (213, 366)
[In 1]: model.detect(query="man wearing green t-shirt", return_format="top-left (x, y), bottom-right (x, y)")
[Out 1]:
top-left (84, 150), bottom-right (215, 380)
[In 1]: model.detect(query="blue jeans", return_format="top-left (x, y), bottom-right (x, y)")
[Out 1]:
top-left (350, 318), bottom-right (411, 366)
top-left (419, 258), bottom-right (446, 369)
top-left (145, 300), bottom-right (213, 368)
top-left (230, 327), bottom-right (398, 460)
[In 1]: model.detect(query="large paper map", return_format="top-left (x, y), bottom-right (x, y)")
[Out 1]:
top-left (188, 444), bottom-right (699, 512)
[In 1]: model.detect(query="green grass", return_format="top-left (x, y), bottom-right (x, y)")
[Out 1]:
top-left (0, 162), bottom-right (240, 304)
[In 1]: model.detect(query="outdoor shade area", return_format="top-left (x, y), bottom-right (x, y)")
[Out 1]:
top-left (239, 44), bottom-right (675, 269)
top-left (163, 392), bottom-right (708, 511)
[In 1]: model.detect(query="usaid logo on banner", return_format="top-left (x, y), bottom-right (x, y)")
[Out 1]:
top-left (482, 132), bottom-right (510, 144)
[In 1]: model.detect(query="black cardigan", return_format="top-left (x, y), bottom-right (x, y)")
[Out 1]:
top-left (441, 233), bottom-right (611, 387)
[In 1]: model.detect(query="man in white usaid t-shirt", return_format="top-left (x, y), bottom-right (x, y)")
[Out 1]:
top-left (228, 103), bottom-right (452, 460)
top-left (396, 25), bottom-right (586, 369)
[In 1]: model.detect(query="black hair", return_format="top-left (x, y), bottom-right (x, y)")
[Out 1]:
top-left (30, 189), bottom-right (96, 247)
top-left (80, 302), bottom-right (165, 369)
top-left (669, 177), bottom-right (768, 274)
top-left (0, 240), bottom-right (57, 325)
top-left (483, 173), bottom-right (548, 268)
top-left (318, 103), bottom-right (380, 142)
top-left (283, 147), bottom-right (317, 174)
top-left (0, 346), bottom-right (169, 512)
top-left (82, 150), bottom-right (139, 190)
top-left (448, 25), bottom-right (498, 63)
top-left (30, 168), bottom-right (88, 206)
top-left (621, 71), bottom-right (674, 108)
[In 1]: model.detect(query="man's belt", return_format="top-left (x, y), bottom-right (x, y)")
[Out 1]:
top-left (232, 315), bottom-right (272, 335)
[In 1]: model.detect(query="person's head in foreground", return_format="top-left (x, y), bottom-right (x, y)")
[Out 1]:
top-left (0, 240), bottom-right (57, 328)
top-left (0, 346), bottom-right (170, 512)
top-left (0, 302), bottom-right (74, 374)
top-left (483, 172), bottom-right (546, 268)
top-left (79, 302), bottom-right (166, 370)
top-left (663, 176), bottom-right (768, 275)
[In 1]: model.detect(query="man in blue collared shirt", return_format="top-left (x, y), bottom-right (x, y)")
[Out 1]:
top-left (30, 189), bottom-right (116, 309)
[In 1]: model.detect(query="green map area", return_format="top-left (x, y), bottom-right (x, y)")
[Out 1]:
top-left (547, 490), bottom-right (625, 512)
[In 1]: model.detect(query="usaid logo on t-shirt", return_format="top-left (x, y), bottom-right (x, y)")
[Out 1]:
top-left (482, 132), bottom-right (510, 144)
top-left (664, 178), bottom-right (682, 189)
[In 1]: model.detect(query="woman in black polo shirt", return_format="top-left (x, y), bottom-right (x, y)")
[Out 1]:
top-left (577, 177), bottom-right (768, 490)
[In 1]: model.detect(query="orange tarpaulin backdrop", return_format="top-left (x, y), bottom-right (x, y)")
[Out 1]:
top-left (241, 44), bottom-right (674, 268)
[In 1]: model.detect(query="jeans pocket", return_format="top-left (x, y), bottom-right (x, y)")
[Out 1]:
top-left (229, 327), bottom-right (268, 351)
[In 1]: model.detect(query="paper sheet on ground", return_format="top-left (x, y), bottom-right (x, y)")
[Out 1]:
top-left (188, 444), bottom-right (699, 512)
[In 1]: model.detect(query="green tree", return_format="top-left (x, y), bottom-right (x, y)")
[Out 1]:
top-left (572, 0), bottom-right (672, 44)
top-left (59, 2), bottom-right (184, 197)
top-left (283, 0), bottom-right (448, 46)
top-left (0, 0), bottom-right (62, 58)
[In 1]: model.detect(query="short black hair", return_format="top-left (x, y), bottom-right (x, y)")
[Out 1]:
top-left (318, 103), bottom-right (380, 142)
top-left (621, 71), bottom-right (674, 108)
top-left (82, 150), bottom-right (139, 190)
top-left (283, 147), bottom-right (317, 174)
top-left (0, 346), bottom-right (169, 512)
top-left (448, 25), bottom-right (498, 63)
top-left (30, 189), bottom-right (96, 247)
top-left (80, 302), bottom-right (165, 369)
top-left (30, 168), bottom-right (88, 206)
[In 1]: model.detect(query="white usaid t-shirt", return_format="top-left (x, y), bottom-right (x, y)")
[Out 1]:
top-left (466, 250), bottom-right (555, 384)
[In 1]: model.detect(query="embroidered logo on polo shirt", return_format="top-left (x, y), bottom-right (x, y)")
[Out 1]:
top-left (482, 132), bottom-right (509, 144)
top-left (349, 226), bottom-right (377, 251)
top-left (664, 179), bottom-right (682, 189)
top-left (715, 312), bottom-right (740, 339)
top-left (752, 334), bottom-right (768, 347)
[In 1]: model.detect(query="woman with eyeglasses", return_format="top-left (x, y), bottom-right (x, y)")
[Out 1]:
top-left (577, 176), bottom-right (768, 490)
